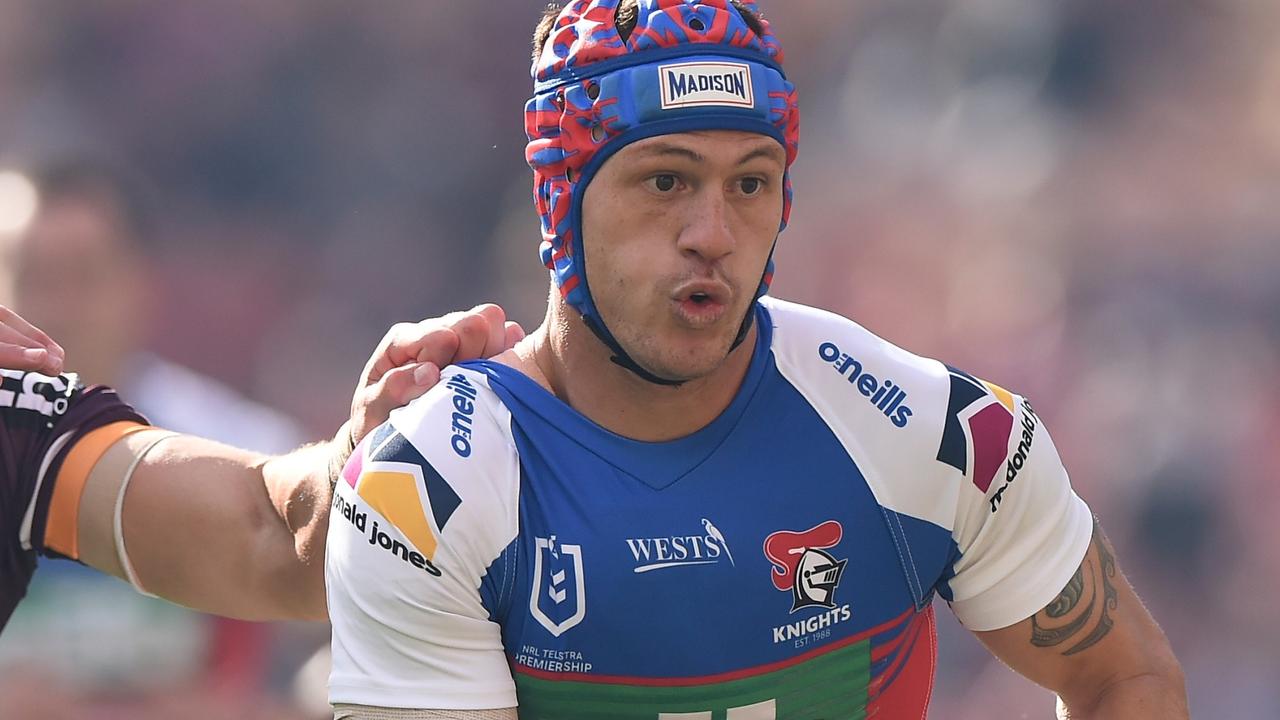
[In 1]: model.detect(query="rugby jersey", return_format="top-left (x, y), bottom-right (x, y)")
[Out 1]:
top-left (2, 371), bottom-right (147, 629)
top-left (326, 296), bottom-right (1092, 719)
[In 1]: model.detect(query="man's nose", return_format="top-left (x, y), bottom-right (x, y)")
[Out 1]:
top-left (676, 188), bottom-right (734, 263)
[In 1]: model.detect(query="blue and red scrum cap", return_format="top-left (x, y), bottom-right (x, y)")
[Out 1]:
top-left (524, 0), bottom-right (800, 326)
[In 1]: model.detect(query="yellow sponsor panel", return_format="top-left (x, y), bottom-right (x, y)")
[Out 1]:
top-left (981, 380), bottom-right (1015, 414)
top-left (357, 470), bottom-right (438, 560)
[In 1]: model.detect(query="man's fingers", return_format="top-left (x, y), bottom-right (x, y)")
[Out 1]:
top-left (450, 311), bottom-right (492, 363)
top-left (379, 361), bottom-right (442, 407)
top-left (408, 325), bottom-right (464, 369)
top-left (369, 324), bottom-right (458, 385)
top-left (0, 344), bottom-right (62, 374)
top-left (361, 303), bottom-right (509, 394)
top-left (474, 304), bottom-right (508, 359)
top-left (0, 305), bottom-right (63, 361)
top-left (504, 321), bottom-right (526, 351)
top-left (353, 362), bottom-right (444, 440)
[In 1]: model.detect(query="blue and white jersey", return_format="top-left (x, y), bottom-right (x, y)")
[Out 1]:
top-left (326, 297), bottom-right (1093, 719)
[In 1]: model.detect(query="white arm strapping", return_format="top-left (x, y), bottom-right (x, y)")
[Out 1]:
top-left (113, 431), bottom-right (179, 597)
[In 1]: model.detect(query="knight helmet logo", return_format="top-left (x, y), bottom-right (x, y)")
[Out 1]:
top-left (763, 521), bottom-right (849, 613)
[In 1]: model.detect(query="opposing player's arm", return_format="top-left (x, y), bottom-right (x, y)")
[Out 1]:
top-left (16, 305), bottom-right (522, 623)
top-left (72, 307), bottom-right (518, 619)
top-left (72, 427), bottom-right (337, 620)
top-left (973, 519), bottom-right (1187, 719)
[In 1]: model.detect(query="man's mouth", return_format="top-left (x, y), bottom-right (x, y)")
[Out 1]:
top-left (673, 282), bottom-right (731, 326)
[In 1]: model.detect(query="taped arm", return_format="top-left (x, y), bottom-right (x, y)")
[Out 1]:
top-left (70, 426), bottom-right (343, 621)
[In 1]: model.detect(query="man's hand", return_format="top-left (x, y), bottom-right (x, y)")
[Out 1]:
top-left (255, 303), bottom-right (524, 617)
top-left (348, 303), bottom-right (525, 446)
top-left (0, 305), bottom-right (64, 375)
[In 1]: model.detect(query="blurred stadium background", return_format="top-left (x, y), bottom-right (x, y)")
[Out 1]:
top-left (0, 0), bottom-right (1277, 717)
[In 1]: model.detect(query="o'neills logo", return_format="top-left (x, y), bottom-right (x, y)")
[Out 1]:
top-left (818, 341), bottom-right (913, 428)
top-left (659, 61), bottom-right (753, 109)
top-left (445, 374), bottom-right (477, 458)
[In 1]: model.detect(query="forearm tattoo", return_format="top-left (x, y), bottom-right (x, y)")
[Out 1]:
top-left (1030, 517), bottom-right (1118, 655)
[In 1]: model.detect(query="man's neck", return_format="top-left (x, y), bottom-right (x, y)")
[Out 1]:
top-left (513, 306), bottom-right (758, 443)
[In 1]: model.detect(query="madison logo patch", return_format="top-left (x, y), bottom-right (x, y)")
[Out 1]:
top-left (659, 61), bottom-right (754, 109)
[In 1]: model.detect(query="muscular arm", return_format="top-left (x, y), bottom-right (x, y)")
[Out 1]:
top-left (5, 303), bottom-right (521, 625)
top-left (76, 428), bottom-right (340, 620)
top-left (973, 519), bottom-right (1187, 719)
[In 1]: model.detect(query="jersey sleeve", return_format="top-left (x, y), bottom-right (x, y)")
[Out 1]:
top-left (0, 370), bottom-right (147, 629)
top-left (326, 368), bottom-right (521, 710)
top-left (939, 377), bottom-right (1093, 632)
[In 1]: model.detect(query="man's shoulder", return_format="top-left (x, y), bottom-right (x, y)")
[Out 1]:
top-left (332, 365), bottom-right (521, 584)
top-left (761, 296), bottom-right (950, 418)
top-left (390, 364), bottom-right (512, 447)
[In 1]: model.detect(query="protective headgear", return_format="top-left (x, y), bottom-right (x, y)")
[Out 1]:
top-left (525, 0), bottom-right (799, 384)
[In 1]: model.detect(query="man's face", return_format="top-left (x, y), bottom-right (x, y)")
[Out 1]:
top-left (580, 130), bottom-right (786, 381)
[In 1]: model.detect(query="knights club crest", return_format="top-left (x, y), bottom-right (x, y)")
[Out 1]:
top-left (530, 535), bottom-right (586, 637)
top-left (764, 521), bottom-right (849, 612)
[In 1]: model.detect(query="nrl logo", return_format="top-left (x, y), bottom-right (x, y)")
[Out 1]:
top-left (764, 521), bottom-right (848, 613)
top-left (530, 535), bottom-right (586, 637)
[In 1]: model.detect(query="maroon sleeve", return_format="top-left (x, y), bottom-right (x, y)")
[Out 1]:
top-left (0, 370), bottom-right (148, 632)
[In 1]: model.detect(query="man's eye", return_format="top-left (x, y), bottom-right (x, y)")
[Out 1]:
top-left (651, 174), bottom-right (677, 192)
top-left (739, 177), bottom-right (763, 195)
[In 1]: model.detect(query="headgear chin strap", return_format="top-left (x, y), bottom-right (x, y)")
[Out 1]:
top-left (525, 0), bottom-right (799, 385)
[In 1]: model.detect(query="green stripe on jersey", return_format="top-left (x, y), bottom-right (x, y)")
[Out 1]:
top-left (514, 638), bottom-right (870, 720)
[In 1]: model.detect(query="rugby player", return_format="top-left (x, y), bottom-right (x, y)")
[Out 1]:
top-left (319, 2), bottom-right (1186, 718)
top-left (1, 302), bottom-right (522, 627)
top-left (1, 1), bottom-right (1188, 718)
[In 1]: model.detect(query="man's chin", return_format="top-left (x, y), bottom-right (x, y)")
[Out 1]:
top-left (627, 335), bottom-right (743, 385)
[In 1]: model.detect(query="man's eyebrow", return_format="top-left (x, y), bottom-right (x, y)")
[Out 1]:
top-left (630, 142), bottom-right (785, 165)
top-left (631, 143), bottom-right (704, 163)
top-left (735, 144), bottom-right (786, 166)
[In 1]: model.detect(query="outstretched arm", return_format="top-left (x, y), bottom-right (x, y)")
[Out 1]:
top-left (9, 304), bottom-right (522, 623)
top-left (973, 519), bottom-right (1187, 718)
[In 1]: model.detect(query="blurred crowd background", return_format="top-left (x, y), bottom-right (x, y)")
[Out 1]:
top-left (0, 0), bottom-right (1276, 717)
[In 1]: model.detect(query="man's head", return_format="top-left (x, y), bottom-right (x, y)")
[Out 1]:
top-left (11, 160), bottom-right (155, 386)
top-left (580, 130), bottom-right (785, 380)
top-left (525, 0), bottom-right (799, 384)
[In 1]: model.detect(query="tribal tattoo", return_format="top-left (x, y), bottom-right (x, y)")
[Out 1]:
top-left (1030, 517), bottom-right (1119, 656)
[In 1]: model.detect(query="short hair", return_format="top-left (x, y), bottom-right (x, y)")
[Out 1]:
top-left (531, 0), bottom-right (768, 66)
top-left (28, 157), bottom-right (156, 251)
